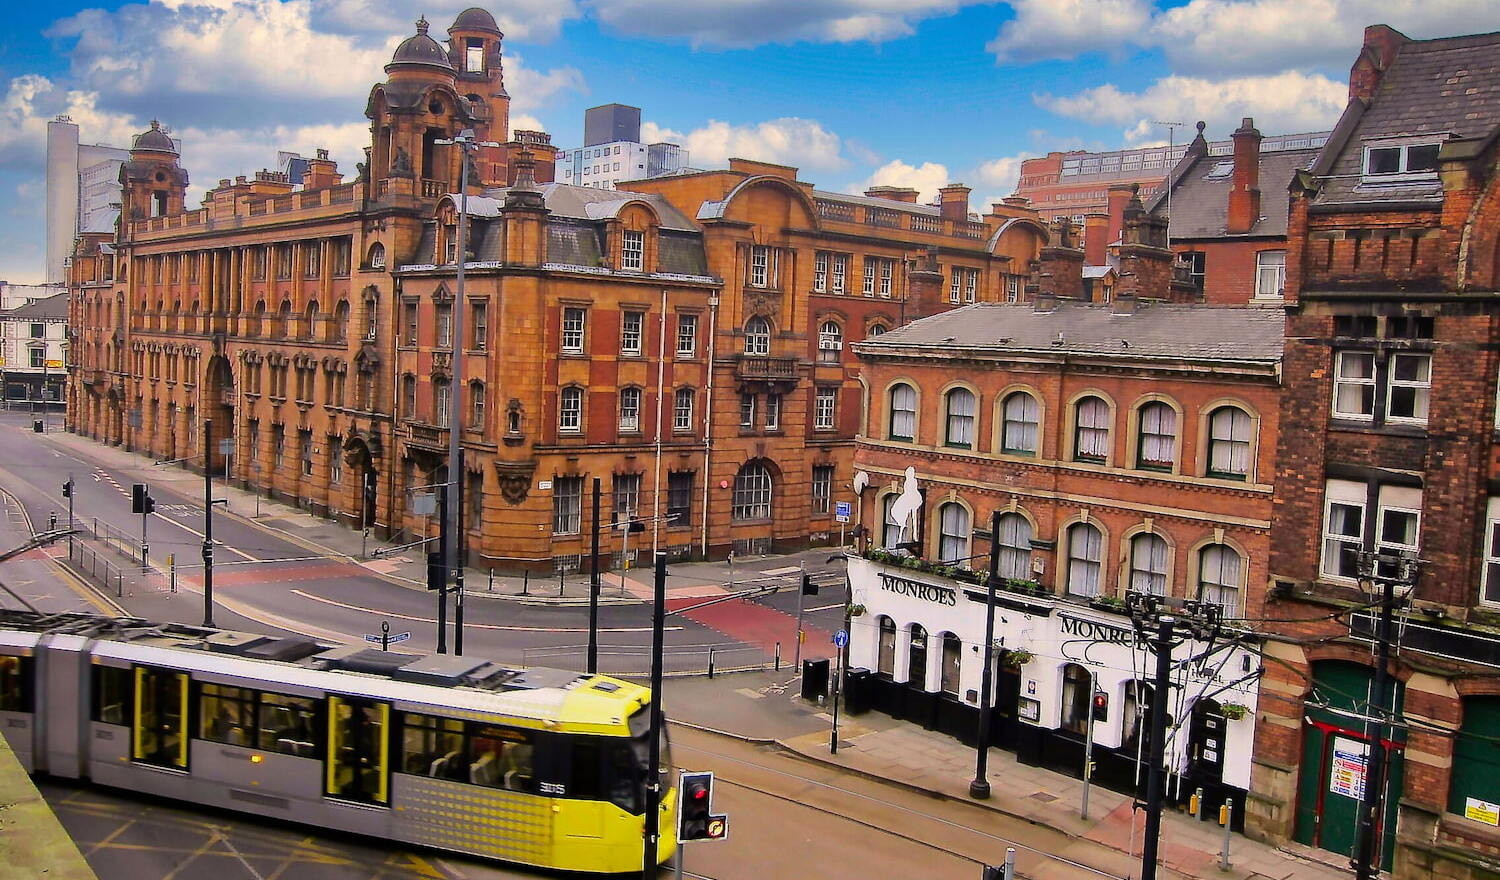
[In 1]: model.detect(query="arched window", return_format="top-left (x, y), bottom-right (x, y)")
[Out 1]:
top-left (1122, 681), bottom-right (1155, 753)
top-left (401, 374), bottom-right (416, 419)
top-left (940, 633), bottom-right (962, 696)
top-left (559, 386), bottom-right (583, 433)
top-left (1001, 391), bottom-right (1039, 455)
top-left (304, 301), bottom-right (320, 340)
top-left (276, 301), bottom-right (292, 339)
top-left (889, 383), bottom-right (916, 441)
top-left (1065, 522), bottom-right (1103, 597)
top-left (1449, 697), bottom-right (1500, 822)
top-left (1073, 396), bottom-right (1110, 462)
top-left (881, 494), bottom-right (903, 549)
top-left (744, 316), bottom-right (771, 356)
top-left (877, 616), bottom-right (896, 676)
top-left (1061, 663), bottom-right (1092, 734)
top-left (673, 387), bottom-right (695, 432)
top-left (907, 624), bottom-right (928, 688)
top-left (818, 320), bottom-right (842, 363)
top-left (732, 461), bottom-right (773, 521)
top-left (1136, 402), bottom-right (1177, 470)
top-left (250, 300), bottom-right (265, 337)
top-left (944, 387), bottom-right (975, 448)
top-left (868, 323), bottom-right (888, 337)
top-left (1207, 406), bottom-right (1253, 479)
top-left (996, 513), bottom-right (1033, 580)
top-left (469, 380), bottom-right (485, 428)
top-left (334, 300), bottom-right (350, 343)
top-left (433, 379), bottom-right (450, 426)
top-left (938, 502), bottom-right (970, 565)
top-left (1129, 533), bottom-right (1169, 596)
top-left (1198, 544), bottom-right (1243, 615)
top-left (367, 242), bottom-right (385, 270)
top-left (618, 387), bottom-right (642, 432)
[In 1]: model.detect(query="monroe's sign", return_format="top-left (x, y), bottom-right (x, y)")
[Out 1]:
top-left (1058, 613), bottom-right (1133, 645)
top-left (877, 571), bottom-right (958, 606)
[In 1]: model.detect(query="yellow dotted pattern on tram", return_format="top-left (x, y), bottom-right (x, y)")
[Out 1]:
top-left (397, 776), bottom-right (551, 862)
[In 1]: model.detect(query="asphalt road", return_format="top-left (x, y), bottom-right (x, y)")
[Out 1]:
top-left (0, 412), bottom-right (848, 672)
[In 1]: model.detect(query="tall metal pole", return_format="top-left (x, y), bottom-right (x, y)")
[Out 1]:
top-left (201, 417), bottom-right (215, 628)
top-left (436, 485), bottom-right (448, 654)
top-left (1353, 563), bottom-right (1398, 880)
top-left (589, 477), bottom-right (602, 674)
top-left (66, 472), bottom-right (74, 554)
top-left (454, 447), bottom-right (465, 657)
top-left (1141, 615), bottom-right (1177, 880)
top-left (794, 558), bottom-right (808, 667)
top-left (970, 508), bottom-right (1002, 799)
top-left (1082, 667), bottom-right (1097, 818)
top-left (642, 551), bottom-right (668, 880)
top-left (444, 134), bottom-right (472, 659)
top-left (650, 288), bottom-right (667, 553)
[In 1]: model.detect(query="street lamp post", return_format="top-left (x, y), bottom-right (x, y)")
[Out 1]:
top-left (969, 508), bottom-right (1003, 799)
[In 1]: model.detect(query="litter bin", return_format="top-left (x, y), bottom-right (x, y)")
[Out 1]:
top-left (32, 419), bottom-right (43, 433)
top-left (843, 667), bottom-right (872, 715)
top-left (801, 658), bottom-right (830, 702)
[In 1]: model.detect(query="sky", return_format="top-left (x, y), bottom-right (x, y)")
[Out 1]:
top-left (4, 0), bottom-right (1500, 284)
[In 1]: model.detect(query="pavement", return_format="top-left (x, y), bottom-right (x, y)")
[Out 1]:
top-left (0, 723), bottom-right (97, 880)
top-left (663, 670), bottom-right (1352, 880)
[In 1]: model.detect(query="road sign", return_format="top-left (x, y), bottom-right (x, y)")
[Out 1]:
top-left (364, 631), bottom-right (411, 645)
top-left (833, 630), bottom-right (848, 649)
top-left (834, 501), bottom-right (851, 523)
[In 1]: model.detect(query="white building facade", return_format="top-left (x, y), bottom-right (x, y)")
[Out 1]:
top-left (0, 293), bottom-right (69, 403)
top-left (45, 118), bottom-right (130, 284)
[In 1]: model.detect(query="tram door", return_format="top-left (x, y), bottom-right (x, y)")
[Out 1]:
top-left (133, 666), bottom-right (188, 769)
top-left (326, 696), bottom-right (390, 805)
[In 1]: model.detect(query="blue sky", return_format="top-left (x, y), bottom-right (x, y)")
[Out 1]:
top-left (4, 0), bottom-right (1498, 283)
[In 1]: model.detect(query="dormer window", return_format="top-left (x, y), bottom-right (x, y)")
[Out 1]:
top-left (1363, 142), bottom-right (1441, 180)
top-left (622, 230), bottom-right (644, 271)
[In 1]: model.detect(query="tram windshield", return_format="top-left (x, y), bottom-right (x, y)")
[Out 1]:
top-left (609, 705), bottom-right (671, 814)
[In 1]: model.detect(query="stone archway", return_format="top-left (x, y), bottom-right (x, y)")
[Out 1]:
top-left (203, 355), bottom-right (235, 475)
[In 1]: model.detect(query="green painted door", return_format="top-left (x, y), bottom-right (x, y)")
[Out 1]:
top-left (1293, 660), bottom-right (1404, 870)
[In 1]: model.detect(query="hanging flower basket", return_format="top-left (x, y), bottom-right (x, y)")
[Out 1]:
top-left (847, 603), bottom-right (867, 618)
top-left (1220, 702), bottom-right (1250, 721)
top-left (1002, 648), bottom-right (1034, 669)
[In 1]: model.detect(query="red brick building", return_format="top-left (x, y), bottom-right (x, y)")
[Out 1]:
top-left (1146, 120), bottom-right (1324, 305)
top-left (1253, 26), bottom-right (1500, 879)
top-left (844, 289), bottom-right (1283, 820)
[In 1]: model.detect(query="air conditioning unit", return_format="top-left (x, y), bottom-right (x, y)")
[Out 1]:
top-left (819, 339), bottom-right (843, 351)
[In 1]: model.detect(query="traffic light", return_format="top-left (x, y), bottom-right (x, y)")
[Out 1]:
top-left (801, 573), bottom-right (819, 596)
top-left (981, 866), bottom-right (1004, 880)
top-left (426, 551), bottom-right (444, 592)
top-left (678, 771), bottom-right (727, 842)
top-left (130, 483), bottom-right (155, 515)
top-left (1092, 690), bottom-right (1109, 723)
top-left (61, 480), bottom-right (72, 498)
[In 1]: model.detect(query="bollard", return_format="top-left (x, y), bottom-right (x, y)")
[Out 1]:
top-left (559, 567), bottom-right (565, 597)
top-left (522, 570), bottom-right (529, 595)
top-left (774, 642), bottom-right (781, 671)
top-left (488, 568), bottom-right (494, 591)
top-left (707, 646), bottom-right (716, 679)
top-left (1219, 802), bottom-right (1233, 870)
top-left (1002, 847), bottom-right (1016, 880)
top-left (169, 554), bottom-right (176, 593)
top-left (1193, 787), bottom-right (1204, 820)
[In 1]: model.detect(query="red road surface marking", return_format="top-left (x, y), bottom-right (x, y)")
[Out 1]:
top-left (668, 596), bottom-right (835, 659)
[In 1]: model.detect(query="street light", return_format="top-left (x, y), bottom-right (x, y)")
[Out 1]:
top-left (431, 128), bottom-right (498, 656)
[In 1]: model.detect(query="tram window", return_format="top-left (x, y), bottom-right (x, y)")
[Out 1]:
top-left (199, 683), bottom-right (255, 747)
top-left (401, 713), bottom-right (465, 779)
top-left (257, 692), bottom-right (319, 756)
top-left (606, 740), bottom-right (643, 814)
top-left (566, 738), bottom-right (604, 799)
top-left (468, 724), bottom-right (536, 793)
top-left (92, 665), bottom-right (132, 724)
top-left (0, 657), bottom-right (30, 712)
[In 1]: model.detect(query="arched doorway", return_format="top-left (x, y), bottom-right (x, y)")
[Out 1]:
top-left (203, 355), bottom-right (235, 476)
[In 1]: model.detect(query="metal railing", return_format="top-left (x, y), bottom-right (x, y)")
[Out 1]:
top-left (521, 641), bottom-right (782, 677)
top-left (66, 535), bottom-right (170, 598)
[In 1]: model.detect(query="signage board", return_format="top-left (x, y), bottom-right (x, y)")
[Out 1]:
top-left (834, 501), bottom-right (851, 523)
top-left (1466, 797), bottom-right (1500, 827)
top-left (45, 360), bottom-right (63, 368)
top-left (833, 630), bottom-right (848, 648)
top-left (1330, 737), bottom-right (1368, 800)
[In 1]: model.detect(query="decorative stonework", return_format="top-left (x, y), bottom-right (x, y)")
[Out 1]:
top-left (493, 460), bottom-right (536, 505)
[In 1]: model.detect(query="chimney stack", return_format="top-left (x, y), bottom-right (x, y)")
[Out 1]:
top-left (1035, 217), bottom-right (1085, 300)
top-left (1083, 212), bottom-right (1108, 266)
top-left (304, 149), bottom-right (342, 190)
top-left (939, 184), bottom-right (971, 221)
top-left (864, 186), bottom-right (920, 203)
top-left (1227, 118), bottom-right (1262, 235)
top-left (1350, 25), bottom-right (1410, 101)
top-left (1105, 184), bottom-right (1135, 252)
top-left (906, 248), bottom-right (947, 320)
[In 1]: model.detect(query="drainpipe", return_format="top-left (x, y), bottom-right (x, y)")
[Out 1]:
top-left (699, 293), bottom-right (719, 559)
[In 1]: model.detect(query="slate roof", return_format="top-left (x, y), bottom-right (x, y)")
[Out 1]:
top-left (1151, 148), bottom-right (1318, 239)
top-left (812, 189), bottom-right (942, 216)
top-left (1314, 31), bottom-right (1500, 207)
top-left (2, 293), bottom-right (69, 321)
top-left (853, 301), bottom-right (1283, 364)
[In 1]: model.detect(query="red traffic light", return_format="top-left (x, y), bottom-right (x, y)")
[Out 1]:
top-left (691, 787), bottom-right (708, 800)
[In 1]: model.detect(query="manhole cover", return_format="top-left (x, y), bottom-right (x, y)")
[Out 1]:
top-left (1029, 791), bottom-right (1058, 803)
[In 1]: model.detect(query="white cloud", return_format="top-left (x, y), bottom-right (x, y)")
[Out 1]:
top-left (643, 118), bottom-right (844, 170)
top-left (1039, 71), bottom-right (1347, 142)
top-left (505, 53), bottom-right (585, 117)
top-left (852, 160), bottom-right (950, 203)
top-left (586, 0), bottom-right (980, 48)
top-left (988, 0), bottom-right (1152, 63)
top-left (0, 75), bottom-right (140, 171)
top-left (311, 0), bottom-right (580, 43)
top-left (974, 153), bottom-right (1028, 195)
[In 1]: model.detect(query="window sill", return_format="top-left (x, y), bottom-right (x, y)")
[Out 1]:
top-left (1206, 472), bottom-right (1248, 482)
top-left (559, 351), bottom-right (588, 359)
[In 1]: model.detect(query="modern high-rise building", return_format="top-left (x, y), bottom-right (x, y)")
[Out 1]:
top-left (45, 118), bottom-right (131, 284)
top-left (558, 104), bottom-right (689, 190)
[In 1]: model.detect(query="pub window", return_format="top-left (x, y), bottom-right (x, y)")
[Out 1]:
top-left (877, 616), bottom-right (896, 676)
top-left (1061, 663), bottom-right (1092, 735)
top-left (940, 633), bottom-right (962, 696)
top-left (1065, 522), bottom-right (1103, 598)
top-left (996, 513), bottom-right (1032, 581)
top-left (1129, 533), bottom-right (1169, 596)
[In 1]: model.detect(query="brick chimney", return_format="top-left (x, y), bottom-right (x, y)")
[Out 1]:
top-left (1105, 184), bottom-right (1135, 251)
top-left (1350, 25), bottom-right (1410, 101)
top-left (1226, 118), bottom-right (1262, 235)
top-left (865, 185), bottom-right (920, 203)
top-left (1115, 185), bottom-right (1176, 300)
top-left (1035, 217), bottom-right (1085, 300)
top-left (905, 248), bottom-right (946, 319)
top-left (1083, 212), bottom-right (1108, 265)
top-left (304, 148), bottom-right (343, 190)
top-left (939, 184), bottom-right (971, 221)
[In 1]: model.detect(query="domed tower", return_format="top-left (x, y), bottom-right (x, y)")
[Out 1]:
top-left (366, 16), bottom-right (476, 201)
top-left (447, 8), bottom-right (510, 186)
top-left (119, 120), bottom-right (187, 220)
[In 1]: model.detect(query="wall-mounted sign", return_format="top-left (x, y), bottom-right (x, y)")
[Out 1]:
top-left (537, 480), bottom-right (552, 490)
top-left (1059, 613), bottom-right (1133, 645)
top-left (1329, 737), bottom-right (1368, 800)
top-left (1466, 797), bottom-right (1500, 827)
top-left (834, 501), bottom-right (851, 523)
top-left (45, 360), bottom-right (63, 368)
top-left (877, 571), bottom-right (957, 606)
top-left (1018, 697), bottom-right (1041, 723)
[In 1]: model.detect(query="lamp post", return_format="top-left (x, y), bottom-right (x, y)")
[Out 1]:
top-left (432, 128), bottom-right (498, 653)
top-left (970, 508), bottom-right (1003, 799)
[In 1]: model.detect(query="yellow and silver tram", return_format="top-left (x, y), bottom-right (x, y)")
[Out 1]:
top-left (0, 611), bottom-right (676, 874)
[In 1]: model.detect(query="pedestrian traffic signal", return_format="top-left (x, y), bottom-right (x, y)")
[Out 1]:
top-left (61, 480), bottom-right (72, 498)
top-left (678, 771), bottom-right (727, 842)
top-left (130, 483), bottom-right (155, 515)
top-left (801, 573), bottom-right (819, 596)
top-left (1092, 690), bottom-right (1109, 722)
top-left (426, 552), bottom-right (445, 592)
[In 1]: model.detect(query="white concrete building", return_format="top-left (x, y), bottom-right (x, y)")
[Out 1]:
top-left (0, 293), bottom-right (69, 403)
top-left (557, 104), bottom-right (688, 190)
top-left (45, 118), bottom-right (130, 284)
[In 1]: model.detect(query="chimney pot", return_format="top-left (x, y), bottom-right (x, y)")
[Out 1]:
top-left (939, 183), bottom-right (971, 221)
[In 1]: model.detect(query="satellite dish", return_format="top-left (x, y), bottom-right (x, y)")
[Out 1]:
top-left (852, 471), bottom-right (869, 494)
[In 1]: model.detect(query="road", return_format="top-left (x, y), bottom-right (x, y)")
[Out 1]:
top-left (0, 412), bottom-right (849, 673)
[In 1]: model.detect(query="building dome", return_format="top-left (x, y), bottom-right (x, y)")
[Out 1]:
top-left (132, 120), bottom-right (177, 155)
top-left (450, 7), bottom-right (502, 35)
top-left (387, 17), bottom-right (455, 72)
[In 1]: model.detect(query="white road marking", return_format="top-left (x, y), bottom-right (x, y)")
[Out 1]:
top-left (149, 511), bottom-right (258, 561)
